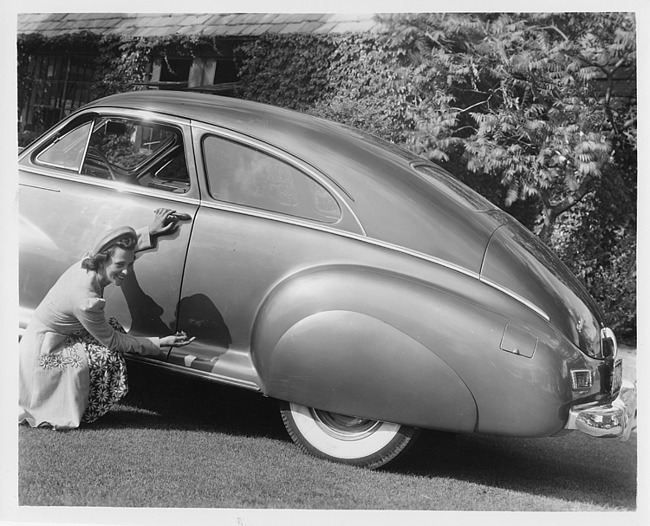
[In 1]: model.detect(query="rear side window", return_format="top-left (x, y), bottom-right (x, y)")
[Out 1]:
top-left (202, 135), bottom-right (341, 223)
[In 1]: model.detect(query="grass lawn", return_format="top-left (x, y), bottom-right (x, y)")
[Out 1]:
top-left (17, 352), bottom-right (638, 512)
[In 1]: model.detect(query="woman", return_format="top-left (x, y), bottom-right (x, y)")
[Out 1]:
top-left (19, 210), bottom-right (193, 429)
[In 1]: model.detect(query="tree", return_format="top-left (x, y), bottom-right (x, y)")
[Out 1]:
top-left (380, 12), bottom-right (636, 240)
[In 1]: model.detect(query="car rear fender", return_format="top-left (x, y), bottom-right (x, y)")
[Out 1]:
top-left (251, 267), bottom-right (478, 432)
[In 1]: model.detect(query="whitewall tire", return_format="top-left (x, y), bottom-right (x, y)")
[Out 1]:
top-left (279, 401), bottom-right (418, 469)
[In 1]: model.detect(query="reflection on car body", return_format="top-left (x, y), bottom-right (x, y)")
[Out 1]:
top-left (19, 91), bottom-right (636, 469)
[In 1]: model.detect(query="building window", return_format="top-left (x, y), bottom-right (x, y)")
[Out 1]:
top-left (20, 53), bottom-right (96, 132)
top-left (148, 55), bottom-right (239, 91)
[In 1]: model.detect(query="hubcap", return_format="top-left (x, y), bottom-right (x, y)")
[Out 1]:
top-left (310, 408), bottom-right (384, 441)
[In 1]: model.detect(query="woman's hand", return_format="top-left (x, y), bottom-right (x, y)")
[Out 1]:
top-left (160, 332), bottom-right (196, 347)
top-left (148, 208), bottom-right (178, 237)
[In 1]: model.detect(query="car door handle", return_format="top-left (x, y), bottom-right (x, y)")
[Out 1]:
top-left (169, 212), bottom-right (192, 221)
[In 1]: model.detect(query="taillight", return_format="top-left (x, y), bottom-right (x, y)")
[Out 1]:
top-left (571, 370), bottom-right (593, 391)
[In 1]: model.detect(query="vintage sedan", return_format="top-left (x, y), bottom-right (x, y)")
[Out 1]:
top-left (19, 91), bottom-right (636, 469)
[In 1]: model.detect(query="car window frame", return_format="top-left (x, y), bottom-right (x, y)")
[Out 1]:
top-left (191, 123), bottom-right (365, 235)
top-left (20, 108), bottom-right (201, 202)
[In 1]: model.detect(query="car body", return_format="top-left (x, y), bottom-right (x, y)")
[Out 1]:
top-left (18, 91), bottom-right (636, 468)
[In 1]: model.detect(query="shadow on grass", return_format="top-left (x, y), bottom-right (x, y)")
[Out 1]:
top-left (386, 427), bottom-right (637, 510)
top-left (98, 360), bottom-right (636, 510)
top-left (92, 360), bottom-right (287, 440)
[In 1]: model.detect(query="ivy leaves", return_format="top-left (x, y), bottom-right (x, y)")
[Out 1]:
top-left (235, 34), bottom-right (335, 111)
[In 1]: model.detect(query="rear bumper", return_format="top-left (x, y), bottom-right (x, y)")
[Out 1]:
top-left (565, 380), bottom-right (637, 441)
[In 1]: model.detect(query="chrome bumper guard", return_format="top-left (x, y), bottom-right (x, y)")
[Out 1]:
top-left (565, 380), bottom-right (637, 441)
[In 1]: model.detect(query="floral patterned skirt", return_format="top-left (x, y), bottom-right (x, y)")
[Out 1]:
top-left (63, 318), bottom-right (129, 424)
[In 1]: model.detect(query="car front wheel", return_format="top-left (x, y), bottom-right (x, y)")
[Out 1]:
top-left (279, 401), bottom-right (418, 469)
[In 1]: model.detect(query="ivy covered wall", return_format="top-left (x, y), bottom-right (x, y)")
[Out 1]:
top-left (18, 31), bottom-right (237, 139)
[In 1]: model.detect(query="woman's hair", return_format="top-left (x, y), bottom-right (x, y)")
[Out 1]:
top-left (81, 235), bottom-right (136, 271)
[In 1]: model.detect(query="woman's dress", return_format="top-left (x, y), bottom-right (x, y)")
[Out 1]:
top-left (19, 233), bottom-right (163, 429)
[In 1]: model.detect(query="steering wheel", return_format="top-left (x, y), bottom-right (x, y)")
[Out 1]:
top-left (86, 147), bottom-right (118, 180)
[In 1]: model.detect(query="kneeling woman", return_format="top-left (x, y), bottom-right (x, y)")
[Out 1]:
top-left (19, 221), bottom-right (192, 429)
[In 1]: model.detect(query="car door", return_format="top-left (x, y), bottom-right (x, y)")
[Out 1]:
top-left (19, 109), bottom-right (200, 361)
top-left (166, 125), bottom-right (363, 389)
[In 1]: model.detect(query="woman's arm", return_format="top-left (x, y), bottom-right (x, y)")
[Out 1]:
top-left (74, 298), bottom-right (162, 356)
top-left (73, 298), bottom-right (194, 355)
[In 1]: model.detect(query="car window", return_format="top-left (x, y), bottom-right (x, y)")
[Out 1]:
top-left (80, 118), bottom-right (191, 193)
top-left (33, 116), bottom-right (191, 194)
top-left (203, 135), bottom-right (341, 223)
top-left (35, 121), bottom-right (93, 171)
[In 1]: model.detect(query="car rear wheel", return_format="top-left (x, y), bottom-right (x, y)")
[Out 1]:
top-left (279, 401), bottom-right (418, 469)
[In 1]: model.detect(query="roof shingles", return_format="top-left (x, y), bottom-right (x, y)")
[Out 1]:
top-left (17, 13), bottom-right (383, 37)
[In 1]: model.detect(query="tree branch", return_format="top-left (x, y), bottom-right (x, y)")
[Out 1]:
top-left (539, 24), bottom-right (570, 42)
top-left (549, 173), bottom-right (597, 220)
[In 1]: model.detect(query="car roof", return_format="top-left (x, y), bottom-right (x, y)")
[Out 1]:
top-left (87, 91), bottom-right (362, 153)
top-left (85, 91), bottom-right (502, 273)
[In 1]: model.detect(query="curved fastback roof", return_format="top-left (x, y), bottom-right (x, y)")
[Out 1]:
top-left (88, 91), bottom-right (380, 160)
top-left (87, 91), bottom-right (506, 274)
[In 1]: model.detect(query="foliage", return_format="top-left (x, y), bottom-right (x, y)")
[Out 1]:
top-left (384, 13), bottom-right (637, 341)
top-left (233, 14), bottom-right (636, 342)
top-left (235, 34), bottom-right (334, 111)
top-left (379, 13), bottom-right (636, 239)
top-left (18, 130), bottom-right (42, 148)
top-left (17, 31), bottom-right (102, 130)
top-left (310, 34), bottom-right (419, 144)
top-left (17, 32), bottom-right (230, 115)
top-left (90, 35), bottom-right (150, 98)
top-left (550, 161), bottom-right (636, 341)
top-left (93, 34), bottom-right (227, 98)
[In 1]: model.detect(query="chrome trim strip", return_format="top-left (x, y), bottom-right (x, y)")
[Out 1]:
top-left (479, 276), bottom-right (551, 321)
top-left (79, 121), bottom-right (94, 174)
top-left (192, 121), bottom-right (323, 171)
top-left (19, 182), bottom-right (60, 192)
top-left (124, 355), bottom-right (262, 392)
top-left (19, 166), bottom-right (201, 206)
top-left (122, 187), bottom-right (547, 321)
top-left (197, 199), bottom-right (480, 279)
top-left (82, 107), bottom-right (193, 128)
